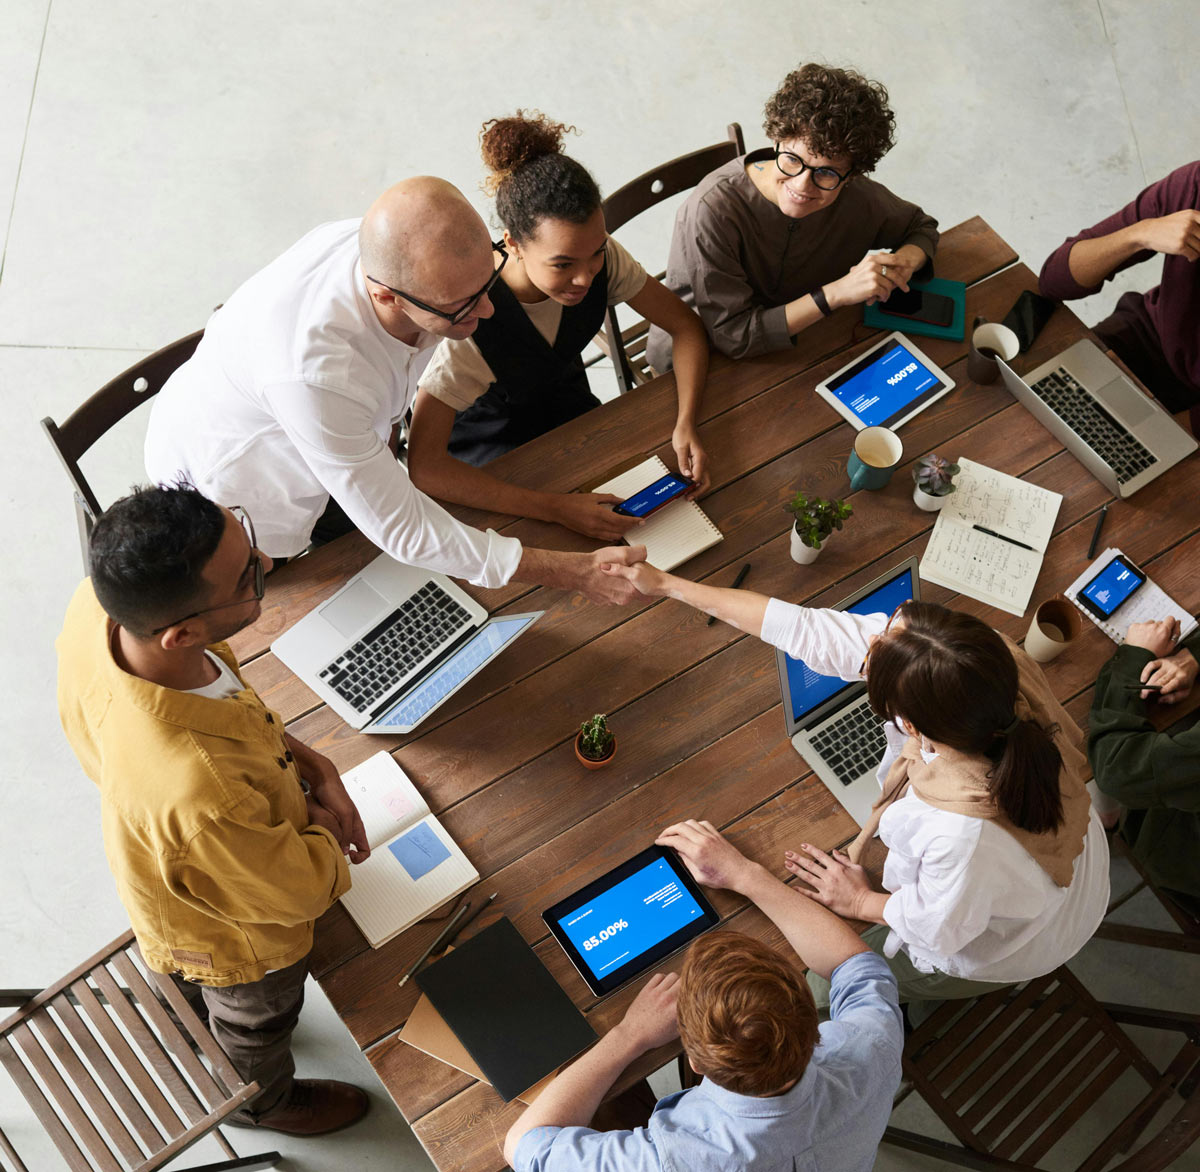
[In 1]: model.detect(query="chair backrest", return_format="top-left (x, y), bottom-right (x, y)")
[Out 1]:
top-left (41, 330), bottom-right (203, 569)
top-left (1095, 830), bottom-right (1200, 953)
top-left (598, 123), bottom-right (744, 392)
top-left (0, 930), bottom-right (277, 1172)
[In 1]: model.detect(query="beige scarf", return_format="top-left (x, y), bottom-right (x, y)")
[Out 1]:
top-left (848, 635), bottom-right (1093, 888)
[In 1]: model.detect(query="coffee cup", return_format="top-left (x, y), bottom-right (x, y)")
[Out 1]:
top-left (1024, 595), bottom-right (1082, 663)
top-left (968, 317), bottom-right (1021, 385)
top-left (848, 426), bottom-right (903, 491)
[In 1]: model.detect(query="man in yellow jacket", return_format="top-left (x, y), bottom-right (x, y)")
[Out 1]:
top-left (57, 482), bottom-right (371, 1136)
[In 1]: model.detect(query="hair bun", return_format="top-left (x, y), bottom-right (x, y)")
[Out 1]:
top-left (480, 110), bottom-right (575, 194)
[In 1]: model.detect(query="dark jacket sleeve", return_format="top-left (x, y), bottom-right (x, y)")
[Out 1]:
top-left (1088, 643), bottom-right (1200, 812)
top-left (868, 186), bottom-right (939, 263)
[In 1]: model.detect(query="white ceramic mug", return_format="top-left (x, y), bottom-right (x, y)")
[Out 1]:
top-left (848, 426), bottom-right (904, 491)
top-left (1024, 595), bottom-right (1082, 663)
top-left (968, 319), bottom-right (1021, 384)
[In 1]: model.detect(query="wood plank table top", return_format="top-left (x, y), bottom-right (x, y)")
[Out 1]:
top-left (226, 218), bottom-right (1200, 1172)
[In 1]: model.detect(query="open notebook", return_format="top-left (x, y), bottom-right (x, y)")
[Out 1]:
top-left (595, 455), bottom-right (722, 571)
top-left (1064, 547), bottom-right (1198, 645)
top-left (339, 752), bottom-right (478, 948)
top-left (919, 458), bottom-right (1062, 617)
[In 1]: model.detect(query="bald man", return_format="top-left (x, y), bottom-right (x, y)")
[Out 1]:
top-left (145, 178), bottom-right (644, 602)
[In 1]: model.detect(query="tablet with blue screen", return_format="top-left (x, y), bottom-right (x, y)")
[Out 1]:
top-left (815, 331), bottom-right (955, 431)
top-left (543, 845), bottom-right (719, 996)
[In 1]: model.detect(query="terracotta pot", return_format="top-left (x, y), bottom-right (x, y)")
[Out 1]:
top-left (575, 731), bottom-right (617, 770)
top-left (789, 524), bottom-right (823, 564)
top-left (912, 484), bottom-right (949, 512)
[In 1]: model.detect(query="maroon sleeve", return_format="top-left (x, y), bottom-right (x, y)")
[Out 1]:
top-left (1038, 162), bottom-right (1200, 301)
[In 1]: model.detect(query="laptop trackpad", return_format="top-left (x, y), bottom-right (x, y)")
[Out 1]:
top-left (1101, 377), bottom-right (1155, 426)
top-left (321, 579), bottom-right (389, 639)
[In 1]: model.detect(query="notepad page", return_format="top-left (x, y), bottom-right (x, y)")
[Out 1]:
top-left (339, 814), bottom-right (479, 948)
top-left (1064, 547), bottom-right (1199, 645)
top-left (342, 752), bottom-right (430, 850)
top-left (920, 515), bottom-right (1044, 617)
top-left (596, 456), bottom-right (722, 572)
top-left (941, 459), bottom-right (1061, 553)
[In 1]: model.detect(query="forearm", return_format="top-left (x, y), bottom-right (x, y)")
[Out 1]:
top-left (783, 292), bottom-right (829, 336)
top-left (409, 448), bottom-right (562, 525)
top-left (659, 573), bottom-right (769, 636)
top-left (668, 318), bottom-right (709, 432)
top-left (503, 1028), bottom-right (643, 1165)
top-left (737, 863), bottom-right (871, 980)
top-left (1067, 224), bottom-right (1148, 289)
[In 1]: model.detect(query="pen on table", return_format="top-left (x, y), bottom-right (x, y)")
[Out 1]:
top-left (398, 900), bottom-right (471, 988)
top-left (708, 563), bottom-right (752, 626)
top-left (440, 891), bottom-right (499, 951)
top-left (1087, 504), bottom-right (1109, 560)
top-left (972, 524), bottom-right (1034, 552)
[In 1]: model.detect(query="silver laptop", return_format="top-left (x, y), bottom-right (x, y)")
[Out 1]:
top-left (998, 338), bottom-right (1196, 497)
top-left (775, 558), bottom-right (919, 828)
top-left (272, 554), bottom-right (542, 734)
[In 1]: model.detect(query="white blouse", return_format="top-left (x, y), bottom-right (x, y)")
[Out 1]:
top-left (761, 598), bottom-right (1109, 982)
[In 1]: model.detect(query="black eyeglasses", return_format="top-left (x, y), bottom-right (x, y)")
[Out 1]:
top-left (773, 148), bottom-right (852, 191)
top-left (366, 242), bottom-right (508, 325)
top-left (150, 506), bottom-right (265, 634)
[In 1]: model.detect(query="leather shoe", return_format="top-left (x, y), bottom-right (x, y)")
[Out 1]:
top-left (243, 1079), bottom-right (370, 1136)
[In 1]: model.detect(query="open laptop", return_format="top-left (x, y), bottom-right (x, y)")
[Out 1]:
top-left (272, 554), bottom-right (542, 734)
top-left (997, 339), bottom-right (1196, 497)
top-left (775, 558), bottom-right (919, 828)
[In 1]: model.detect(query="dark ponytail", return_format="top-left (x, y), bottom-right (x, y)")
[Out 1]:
top-left (867, 601), bottom-right (1065, 833)
top-left (479, 110), bottom-right (601, 242)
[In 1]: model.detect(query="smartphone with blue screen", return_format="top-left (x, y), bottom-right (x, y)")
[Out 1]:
top-left (612, 473), bottom-right (693, 518)
top-left (1078, 553), bottom-right (1147, 621)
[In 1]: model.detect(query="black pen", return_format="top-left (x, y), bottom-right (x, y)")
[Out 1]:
top-left (1087, 504), bottom-right (1109, 560)
top-left (398, 900), bottom-right (471, 988)
top-left (1123, 683), bottom-right (1162, 692)
top-left (972, 524), bottom-right (1034, 552)
top-left (709, 563), bottom-right (752, 625)
top-left (441, 891), bottom-right (499, 951)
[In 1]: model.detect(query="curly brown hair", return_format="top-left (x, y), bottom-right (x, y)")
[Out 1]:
top-left (479, 110), bottom-right (601, 242)
top-left (763, 64), bottom-right (896, 174)
top-left (678, 930), bottom-right (818, 1096)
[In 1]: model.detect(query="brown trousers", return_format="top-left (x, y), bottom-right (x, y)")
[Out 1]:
top-left (161, 954), bottom-right (309, 1121)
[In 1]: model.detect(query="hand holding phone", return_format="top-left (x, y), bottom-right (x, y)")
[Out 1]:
top-left (612, 473), bottom-right (694, 518)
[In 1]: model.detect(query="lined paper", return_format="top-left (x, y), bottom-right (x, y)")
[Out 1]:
top-left (1065, 547), bottom-right (1199, 645)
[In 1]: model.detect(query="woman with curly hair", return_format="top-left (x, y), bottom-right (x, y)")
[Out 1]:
top-left (646, 64), bottom-right (940, 369)
top-left (408, 111), bottom-right (711, 542)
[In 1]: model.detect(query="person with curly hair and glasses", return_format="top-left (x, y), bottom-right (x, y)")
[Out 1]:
top-left (646, 64), bottom-right (940, 369)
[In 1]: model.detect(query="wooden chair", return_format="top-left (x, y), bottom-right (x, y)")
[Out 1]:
top-left (883, 965), bottom-right (1200, 1170)
top-left (41, 330), bottom-right (203, 571)
top-left (0, 929), bottom-right (279, 1172)
top-left (593, 123), bottom-right (745, 394)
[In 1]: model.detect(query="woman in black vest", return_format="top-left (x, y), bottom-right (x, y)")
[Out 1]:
top-left (408, 111), bottom-right (711, 541)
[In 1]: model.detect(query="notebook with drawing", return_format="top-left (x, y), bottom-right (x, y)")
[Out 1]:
top-left (595, 456), bottom-right (722, 571)
top-left (919, 458), bottom-right (1062, 617)
top-left (338, 752), bottom-right (478, 948)
top-left (1063, 547), bottom-right (1198, 645)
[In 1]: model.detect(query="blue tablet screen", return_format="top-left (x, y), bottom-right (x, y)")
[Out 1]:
top-left (556, 857), bottom-right (706, 980)
top-left (1081, 559), bottom-right (1144, 618)
top-left (829, 342), bottom-right (941, 428)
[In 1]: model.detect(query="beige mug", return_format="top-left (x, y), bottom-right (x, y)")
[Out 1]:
top-left (1024, 595), bottom-right (1082, 663)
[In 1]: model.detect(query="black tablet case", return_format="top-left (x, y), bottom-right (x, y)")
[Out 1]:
top-left (414, 916), bottom-right (597, 1101)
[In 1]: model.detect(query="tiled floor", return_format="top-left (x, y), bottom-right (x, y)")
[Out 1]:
top-left (2, 2), bottom-right (1197, 1168)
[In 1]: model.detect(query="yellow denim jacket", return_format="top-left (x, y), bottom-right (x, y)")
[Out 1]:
top-left (56, 580), bottom-right (350, 986)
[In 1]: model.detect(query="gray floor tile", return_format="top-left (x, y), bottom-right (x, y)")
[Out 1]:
top-left (0, 0), bottom-right (47, 265)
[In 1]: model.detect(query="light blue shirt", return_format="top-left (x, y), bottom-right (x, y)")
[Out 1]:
top-left (513, 951), bottom-right (902, 1172)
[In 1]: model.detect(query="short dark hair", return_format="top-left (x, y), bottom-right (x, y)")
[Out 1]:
top-left (678, 931), bottom-right (819, 1096)
top-left (763, 63), bottom-right (897, 174)
top-left (89, 483), bottom-right (225, 638)
top-left (480, 110), bottom-right (601, 243)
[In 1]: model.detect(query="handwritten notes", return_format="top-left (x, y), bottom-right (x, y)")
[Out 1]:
top-left (945, 459), bottom-right (1059, 550)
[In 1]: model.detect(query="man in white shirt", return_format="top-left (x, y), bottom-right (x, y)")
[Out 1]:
top-left (145, 177), bottom-right (644, 602)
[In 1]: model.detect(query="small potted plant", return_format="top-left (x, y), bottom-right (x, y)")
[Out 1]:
top-left (575, 713), bottom-right (617, 770)
top-left (912, 455), bottom-right (960, 512)
top-left (785, 491), bottom-right (852, 565)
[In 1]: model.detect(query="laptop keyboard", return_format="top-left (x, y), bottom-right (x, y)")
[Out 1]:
top-left (809, 700), bottom-right (888, 788)
top-left (1028, 367), bottom-right (1157, 484)
top-left (317, 583), bottom-right (473, 712)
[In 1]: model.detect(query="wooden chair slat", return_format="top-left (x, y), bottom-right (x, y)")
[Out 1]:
top-left (1017, 1050), bottom-right (1130, 1165)
top-left (8, 1025), bottom-right (122, 1172)
top-left (916, 983), bottom-right (1031, 1079)
top-left (31, 1005), bottom-right (145, 1165)
top-left (0, 1124), bottom-right (34, 1172)
top-left (134, 1083), bottom-right (265, 1172)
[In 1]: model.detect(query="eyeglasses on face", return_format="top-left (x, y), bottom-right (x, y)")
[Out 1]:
top-left (773, 148), bottom-right (852, 191)
top-left (150, 506), bottom-right (265, 635)
top-left (366, 242), bottom-right (508, 325)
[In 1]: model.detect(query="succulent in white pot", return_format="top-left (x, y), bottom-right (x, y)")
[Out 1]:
top-left (912, 455), bottom-right (960, 512)
top-left (785, 491), bottom-right (853, 564)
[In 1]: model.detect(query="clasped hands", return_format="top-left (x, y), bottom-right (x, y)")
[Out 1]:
top-left (289, 735), bottom-right (371, 863)
top-left (1125, 618), bottom-right (1198, 703)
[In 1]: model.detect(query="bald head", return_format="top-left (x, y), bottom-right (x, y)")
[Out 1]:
top-left (359, 177), bottom-right (493, 298)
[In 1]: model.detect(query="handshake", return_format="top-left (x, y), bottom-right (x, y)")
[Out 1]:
top-left (574, 544), bottom-right (675, 607)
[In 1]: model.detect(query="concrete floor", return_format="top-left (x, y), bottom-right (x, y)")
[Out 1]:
top-left (2, 1), bottom-right (1198, 1168)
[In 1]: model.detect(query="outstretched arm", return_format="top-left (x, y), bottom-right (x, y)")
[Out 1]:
top-left (601, 562), bottom-right (769, 636)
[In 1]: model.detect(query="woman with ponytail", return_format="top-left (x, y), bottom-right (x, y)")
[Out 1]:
top-left (408, 111), bottom-right (712, 541)
top-left (600, 562), bottom-right (1110, 1006)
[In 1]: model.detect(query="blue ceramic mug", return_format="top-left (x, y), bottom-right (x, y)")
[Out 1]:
top-left (847, 426), bottom-right (903, 491)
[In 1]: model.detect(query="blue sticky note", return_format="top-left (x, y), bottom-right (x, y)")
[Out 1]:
top-left (388, 823), bottom-right (452, 881)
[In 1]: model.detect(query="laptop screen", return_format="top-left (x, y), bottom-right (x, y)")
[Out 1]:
top-left (780, 564), bottom-right (917, 730)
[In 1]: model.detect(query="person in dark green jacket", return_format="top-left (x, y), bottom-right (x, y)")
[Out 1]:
top-left (1088, 617), bottom-right (1200, 912)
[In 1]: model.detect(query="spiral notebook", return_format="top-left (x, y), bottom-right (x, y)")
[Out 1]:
top-left (1063, 547), bottom-right (1198, 645)
top-left (594, 456), bottom-right (722, 571)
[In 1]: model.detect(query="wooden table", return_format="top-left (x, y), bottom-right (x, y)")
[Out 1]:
top-left (227, 219), bottom-right (1200, 1172)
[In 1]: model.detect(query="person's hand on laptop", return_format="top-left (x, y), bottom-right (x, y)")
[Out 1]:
top-left (550, 492), bottom-right (644, 541)
top-left (288, 734), bottom-right (371, 862)
top-left (657, 819), bottom-right (760, 895)
top-left (610, 971), bottom-right (681, 1053)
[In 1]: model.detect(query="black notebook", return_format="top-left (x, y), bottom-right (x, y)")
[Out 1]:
top-left (415, 916), bottom-right (597, 1101)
